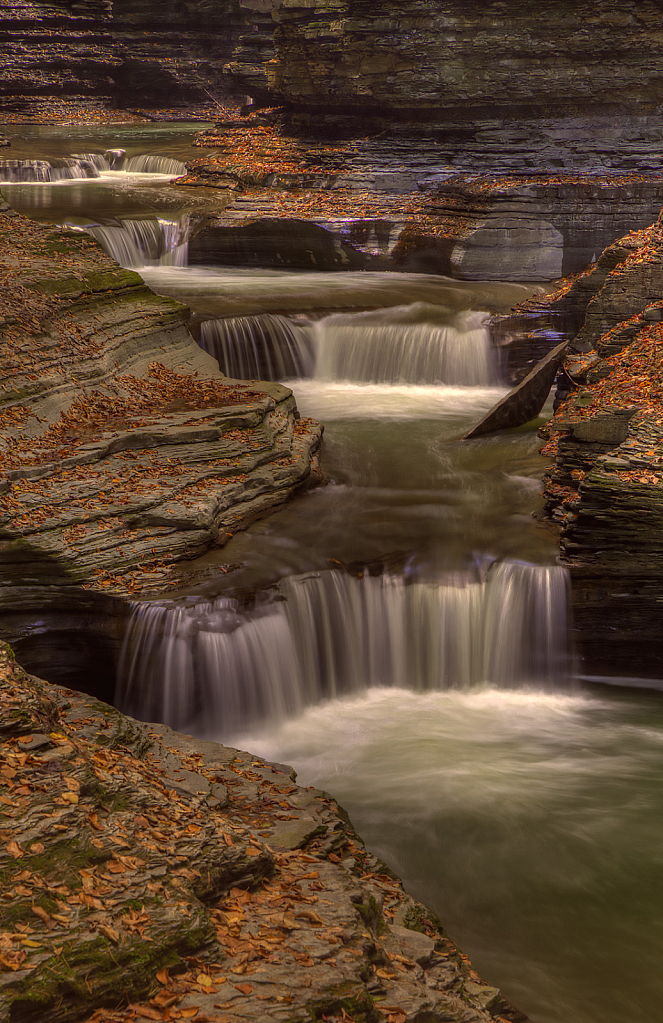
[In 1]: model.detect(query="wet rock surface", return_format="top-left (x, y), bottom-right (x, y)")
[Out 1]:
top-left (463, 341), bottom-right (568, 441)
top-left (0, 201), bottom-right (322, 618)
top-left (180, 117), bottom-right (663, 292)
top-left (0, 642), bottom-right (529, 1023)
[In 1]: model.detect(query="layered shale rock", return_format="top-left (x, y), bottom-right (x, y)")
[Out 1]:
top-left (0, 200), bottom-right (322, 679)
top-left (539, 215), bottom-right (663, 676)
top-left (0, 642), bottom-right (528, 1023)
top-left (394, 178), bottom-right (663, 281)
top-left (0, 0), bottom-right (249, 112)
top-left (253, 0), bottom-right (663, 119)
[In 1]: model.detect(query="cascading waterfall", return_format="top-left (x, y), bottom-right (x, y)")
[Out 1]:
top-left (122, 154), bottom-right (187, 176)
top-left (198, 303), bottom-right (498, 385)
top-left (84, 216), bottom-right (190, 268)
top-left (199, 314), bottom-right (315, 380)
top-left (312, 304), bottom-right (498, 385)
top-left (0, 157), bottom-right (101, 183)
top-left (116, 562), bottom-right (571, 737)
top-left (0, 151), bottom-right (185, 184)
top-left (72, 152), bottom-right (111, 172)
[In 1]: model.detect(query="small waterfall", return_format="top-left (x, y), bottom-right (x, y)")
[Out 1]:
top-left (199, 314), bottom-right (315, 380)
top-left (0, 157), bottom-right (101, 183)
top-left (122, 154), bottom-right (187, 176)
top-left (72, 152), bottom-right (111, 172)
top-left (116, 562), bottom-right (571, 737)
top-left (312, 304), bottom-right (498, 385)
top-left (85, 216), bottom-right (190, 269)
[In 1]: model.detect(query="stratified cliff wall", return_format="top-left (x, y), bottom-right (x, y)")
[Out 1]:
top-left (539, 218), bottom-right (663, 676)
top-left (0, 0), bottom-right (250, 110)
top-left (260, 0), bottom-right (663, 117)
top-left (4, 1), bottom-right (663, 118)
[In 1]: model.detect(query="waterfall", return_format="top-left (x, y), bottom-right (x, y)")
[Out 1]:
top-left (116, 562), bottom-right (571, 737)
top-left (0, 157), bottom-right (101, 183)
top-left (197, 304), bottom-right (498, 385)
top-left (122, 154), bottom-right (187, 176)
top-left (199, 314), bottom-right (315, 380)
top-left (85, 216), bottom-right (190, 269)
top-left (0, 152), bottom-right (185, 184)
top-left (312, 304), bottom-right (499, 385)
top-left (72, 152), bottom-right (111, 172)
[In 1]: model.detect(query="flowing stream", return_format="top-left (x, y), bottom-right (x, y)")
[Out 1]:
top-left (3, 122), bottom-right (663, 1023)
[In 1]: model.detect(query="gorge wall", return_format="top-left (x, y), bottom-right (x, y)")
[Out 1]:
top-left (539, 218), bottom-right (663, 677)
top-left (4, 1), bottom-right (663, 119)
top-left (0, 0), bottom-right (252, 111)
top-left (258, 0), bottom-right (663, 118)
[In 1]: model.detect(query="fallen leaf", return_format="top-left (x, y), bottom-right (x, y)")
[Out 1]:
top-left (6, 841), bottom-right (22, 859)
top-left (98, 924), bottom-right (120, 944)
top-left (30, 905), bottom-right (50, 925)
top-left (235, 983), bottom-right (252, 995)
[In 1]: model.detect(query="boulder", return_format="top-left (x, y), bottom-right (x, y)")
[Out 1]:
top-left (464, 340), bottom-right (568, 440)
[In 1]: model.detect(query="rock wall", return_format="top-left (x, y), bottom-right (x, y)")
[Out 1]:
top-left (0, 0), bottom-right (249, 111)
top-left (539, 216), bottom-right (663, 676)
top-left (257, 0), bottom-right (663, 118)
top-left (395, 180), bottom-right (663, 281)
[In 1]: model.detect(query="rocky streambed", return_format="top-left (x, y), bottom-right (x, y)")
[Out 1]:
top-left (1, 641), bottom-right (526, 1023)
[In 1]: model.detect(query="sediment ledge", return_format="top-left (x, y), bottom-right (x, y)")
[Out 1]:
top-left (0, 642), bottom-right (528, 1023)
top-left (0, 200), bottom-right (322, 614)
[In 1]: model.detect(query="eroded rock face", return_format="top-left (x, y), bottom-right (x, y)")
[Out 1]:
top-left (0, 201), bottom-right (322, 626)
top-left (540, 215), bottom-right (663, 676)
top-left (0, 0), bottom-right (248, 111)
top-left (258, 0), bottom-right (663, 118)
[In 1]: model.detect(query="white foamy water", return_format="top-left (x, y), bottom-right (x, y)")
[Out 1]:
top-left (288, 380), bottom-right (507, 420)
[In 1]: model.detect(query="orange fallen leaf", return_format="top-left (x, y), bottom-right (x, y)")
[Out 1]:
top-left (31, 905), bottom-right (50, 925)
top-left (6, 841), bottom-right (22, 859)
top-left (98, 924), bottom-right (120, 944)
top-left (235, 983), bottom-right (252, 995)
